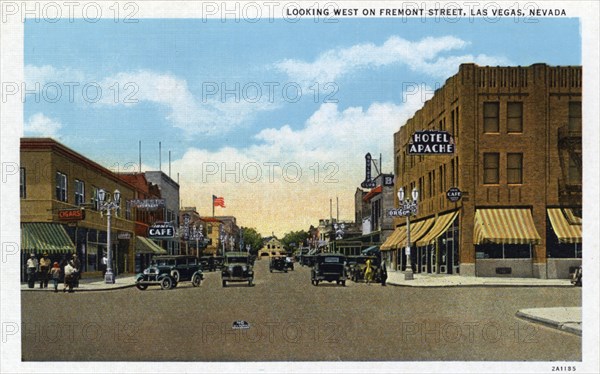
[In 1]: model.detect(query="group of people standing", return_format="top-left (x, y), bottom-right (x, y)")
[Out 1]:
top-left (26, 252), bottom-right (81, 293)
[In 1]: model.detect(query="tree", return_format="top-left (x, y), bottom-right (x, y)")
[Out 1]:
top-left (281, 230), bottom-right (309, 252)
top-left (241, 227), bottom-right (263, 255)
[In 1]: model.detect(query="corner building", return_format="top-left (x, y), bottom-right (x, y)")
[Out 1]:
top-left (387, 63), bottom-right (582, 279)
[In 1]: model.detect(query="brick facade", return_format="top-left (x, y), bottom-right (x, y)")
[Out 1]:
top-left (393, 64), bottom-right (582, 278)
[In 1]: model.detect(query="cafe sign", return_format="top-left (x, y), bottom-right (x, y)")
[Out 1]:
top-left (58, 208), bottom-right (85, 221)
top-left (407, 130), bottom-right (455, 155)
top-left (148, 223), bottom-right (174, 238)
top-left (446, 187), bottom-right (462, 202)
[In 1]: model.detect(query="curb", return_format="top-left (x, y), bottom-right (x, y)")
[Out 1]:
top-left (387, 281), bottom-right (574, 288)
top-left (515, 311), bottom-right (582, 336)
top-left (21, 284), bottom-right (136, 292)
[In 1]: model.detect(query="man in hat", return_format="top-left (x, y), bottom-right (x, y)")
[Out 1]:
top-left (71, 253), bottom-right (81, 287)
top-left (26, 253), bottom-right (38, 289)
top-left (39, 252), bottom-right (51, 288)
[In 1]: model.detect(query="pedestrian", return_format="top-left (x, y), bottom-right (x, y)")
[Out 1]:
top-left (38, 252), bottom-right (51, 288)
top-left (63, 261), bottom-right (75, 293)
top-left (49, 262), bottom-right (61, 292)
top-left (380, 259), bottom-right (388, 286)
top-left (71, 254), bottom-right (81, 287)
top-left (26, 253), bottom-right (38, 289)
top-left (364, 258), bottom-right (374, 284)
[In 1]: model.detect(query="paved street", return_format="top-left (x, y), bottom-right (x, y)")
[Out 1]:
top-left (21, 259), bottom-right (581, 361)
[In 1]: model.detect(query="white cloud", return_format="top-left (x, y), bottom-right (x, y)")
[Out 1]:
top-left (275, 35), bottom-right (511, 83)
top-left (171, 88), bottom-right (427, 236)
top-left (24, 113), bottom-right (63, 137)
top-left (24, 65), bottom-right (277, 136)
top-left (99, 70), bottom-right (279, 135)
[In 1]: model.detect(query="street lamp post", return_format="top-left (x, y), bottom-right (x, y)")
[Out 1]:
top-left (98, 188), bottom-right (121, 284)
top-left (191, 224), bottom-right (203, 257)
top-left (397, 187), bottom-right (419, 281)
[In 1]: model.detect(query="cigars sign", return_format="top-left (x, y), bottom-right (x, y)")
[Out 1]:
top-left (407, 130), bottom-right (455, 155)
top-left (58, 208), bottom-right (85, 221)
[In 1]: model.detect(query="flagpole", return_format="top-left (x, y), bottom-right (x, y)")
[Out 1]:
top-left (212, 195), bottom-right (215, 217)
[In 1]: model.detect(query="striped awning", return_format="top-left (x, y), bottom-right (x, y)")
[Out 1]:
top-left (473, 209), bottom-right (541, 245)
top-left (21, 223), bottom-right (75, 254)
top-left (562, 208), bottom-right (582, 225)
top-left (381, 227), bottom-right (404, 251)
top-left (136, 237), bottom-right (168, 255)
top-left (393, 217), bottom-right (435, 249)
top-left (548, 209), bottom-right (582, 244)
top-left (416, 211), bottom-right (459, 247)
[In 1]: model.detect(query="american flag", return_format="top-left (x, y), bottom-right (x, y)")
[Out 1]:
top-left (213, 195), bottom-right (225, 208)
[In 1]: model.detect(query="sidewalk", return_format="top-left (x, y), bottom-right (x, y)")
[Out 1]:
top-left (21, 275), bottom-right (137, 292)
top-left (385, 271), bottom-right (581, 336)
top-left (516, 307), bottom-right (582, 336)
top-left (386, 271), bottom-right (573, 287)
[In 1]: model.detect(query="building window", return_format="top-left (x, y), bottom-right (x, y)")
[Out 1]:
top-left (507, 153), bottom-right (523, 184)
top-left (91, 186), bottom-right (99, 210)
top-left (483, 102), bottom-right (499, 133)
top-left (55, 172), bottom-right (67, 202)
top-left (568, 101), bottom-right (582, 132)
top-left (483, 153), bottom-right (499, 184)
top-left (74, 179), bottom-right (85, 205)
top-left (568, 156), bottom-right (582, 184)
top-left (507, 102), bottom-right (523, 133)
top-left (20, 168), bottom-right (26, 198)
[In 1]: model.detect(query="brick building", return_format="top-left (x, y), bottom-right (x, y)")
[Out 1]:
top-left (383, 63), bottom-right (582, 278)
top-left (20, 138), bottom-right (138, 277)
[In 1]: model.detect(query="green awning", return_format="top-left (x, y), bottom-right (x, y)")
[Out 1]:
top-left (21, 223), bottom-right (75, 254)
top-left (136, 237), bottom-right (167, 255)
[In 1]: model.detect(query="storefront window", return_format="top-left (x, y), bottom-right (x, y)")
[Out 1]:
top-left (476, 244), bottom-right (531, 259)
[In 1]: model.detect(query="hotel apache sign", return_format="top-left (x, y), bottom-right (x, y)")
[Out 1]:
top-left (407, 130), bottom-right (455, 155)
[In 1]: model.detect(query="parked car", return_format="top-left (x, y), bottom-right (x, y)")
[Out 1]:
top-left (135, 255), bottom-right (203, 290)
top-left (269, 256), bottom-right (288, 273)
top-left (221, 252), bottom-right (254, 287)
top-left (200, 256), bottom-right (219, 272)
top-left (311, 253), bottom-right (347, 286)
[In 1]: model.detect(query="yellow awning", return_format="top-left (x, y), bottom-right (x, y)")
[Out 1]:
top-left (381, 227), bottom-right (405, 251)
top-left (548, 209), bottom-right (582, 244)
top-left (21, 223), bottom-right (75, 254)
top-left (562, 208), bottom-right (582, 225)
top-left (474, 209), bottom-right (541, 245)
top-left (136, 237), bottom-right (168, 255)
top-left (393, 217), bottom-right (434, 249)
top-left (416, 211), bottom-right (459, 247)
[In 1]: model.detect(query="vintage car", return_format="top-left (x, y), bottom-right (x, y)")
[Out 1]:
top-left (135, 255), bottom-right (203, 290)
top-left (199, 255), bottom-right (219, 272)
top-left (269, 256), bottom-right (288, 273)
top-left (221, 252), bottom-right (254, 287)
top-left (348, 255), bottom-right (380, 283)
top-left (311, 253), bottom-right (347, 286)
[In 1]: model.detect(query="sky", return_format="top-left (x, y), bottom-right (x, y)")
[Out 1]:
top-left (23, 15), bottom-right (581, 236)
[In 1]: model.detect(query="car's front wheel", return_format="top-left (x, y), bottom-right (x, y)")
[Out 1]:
top-left (222, 279), bottom-right (227, 287)
top-left (136, 283), bottom-right (147, 290)
top-left (160, 277), bottom-right (173, 290)
top-left (192, 273), bottom-right (202, 287)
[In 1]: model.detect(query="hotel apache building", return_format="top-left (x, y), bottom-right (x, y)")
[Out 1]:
top-left (381, 63), bottom-right (582, 279)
